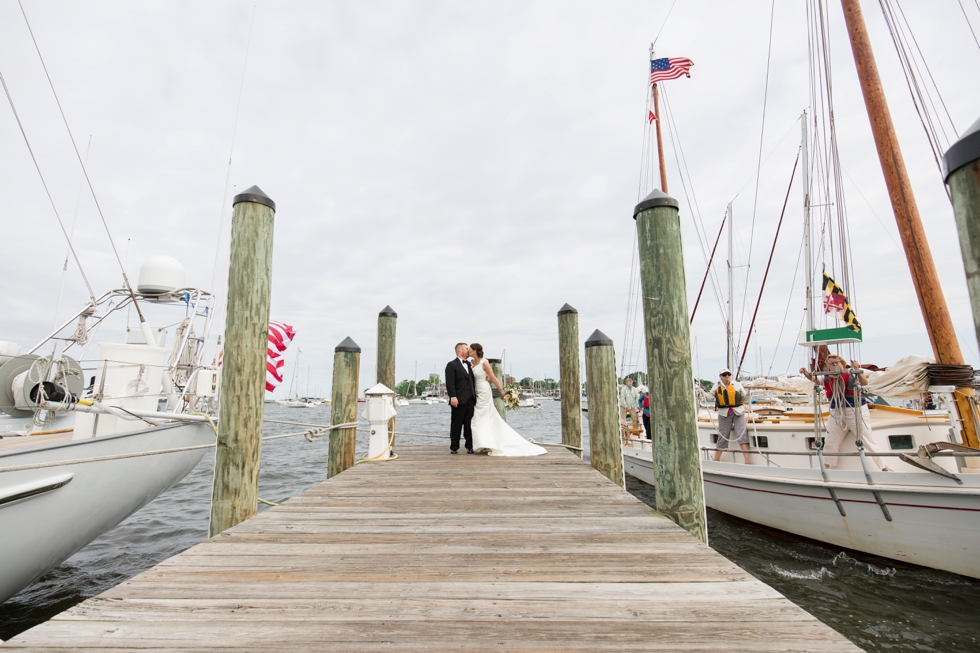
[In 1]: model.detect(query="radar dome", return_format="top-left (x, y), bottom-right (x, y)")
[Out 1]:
top-left (137, 256), bottom-right (186, 295)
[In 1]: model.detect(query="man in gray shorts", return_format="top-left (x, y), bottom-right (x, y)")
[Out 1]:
top-left (711, 368), bottom-right (751, 464)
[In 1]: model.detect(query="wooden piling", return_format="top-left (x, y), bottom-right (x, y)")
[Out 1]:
top-left (944, 119), bottom-right (980, 354)
top-left (377, 306), bottom-right (397, 444)
top-left (209, 185), bottom-right (276, 538)
top-left (558, 303), bottom-right (583, 458)
top-left (488, 357), bottom-right (506, 420)
top-left (328, 337), bottom-right (360, 478)
top-left (584, 329), bottom-right (624, 488)
top-left (634, 189), bottom-right (707, 543)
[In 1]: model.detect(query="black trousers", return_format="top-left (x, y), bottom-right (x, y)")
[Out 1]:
top-left (642, 415), bottom-right (652, 440)
top-left (450, 400), bottom-right (474, 451)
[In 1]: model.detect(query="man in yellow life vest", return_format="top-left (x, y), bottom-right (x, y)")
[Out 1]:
top-left (712, 369), bottom-right (751, 464)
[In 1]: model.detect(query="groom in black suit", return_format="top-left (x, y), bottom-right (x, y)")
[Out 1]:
top-left (445, 342), bottom-right (476, 454)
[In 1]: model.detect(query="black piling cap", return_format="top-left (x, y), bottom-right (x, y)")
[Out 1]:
top-left (335, 336), bottom-right (361, 353)
top-left (633, 188), bottom-right (678, 219)
top-left (557, 303), bottom-right (578, 316)
top-left (378, 305), bottom-right (398, 318)
top-left (584, 329), bottom-right (614, 348)
top-left (233, 185), bottom-right (276, 211)
top-left (943, 115), bottom-right (980, 182)
top-left (487, 358), bottom-right (502, 364)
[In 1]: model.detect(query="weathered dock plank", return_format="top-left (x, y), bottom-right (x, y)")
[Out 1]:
top-left (3, 446), bottom-right (862, 652)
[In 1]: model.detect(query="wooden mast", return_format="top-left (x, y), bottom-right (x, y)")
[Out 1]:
top-left (650, 44), bottom-right (668, 192)
top-left (840, 0), bottom-right (979, 448)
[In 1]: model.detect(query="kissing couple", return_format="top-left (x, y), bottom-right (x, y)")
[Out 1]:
top-left (444, 342), bottom-right (547, 457)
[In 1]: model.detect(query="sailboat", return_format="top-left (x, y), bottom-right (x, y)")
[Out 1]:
top-left (276, 349), bottom-right (316, 408)
top-left (0, 257), bottom-right (217, 603)
top-left (622, 3), bottom-right (980, 580)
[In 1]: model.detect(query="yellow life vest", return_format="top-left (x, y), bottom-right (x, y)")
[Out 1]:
top-left (714, 384), bottom-right (743, 408)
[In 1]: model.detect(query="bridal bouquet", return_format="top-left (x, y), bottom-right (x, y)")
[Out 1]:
top-left (502, 384), bottom-right (521, 411)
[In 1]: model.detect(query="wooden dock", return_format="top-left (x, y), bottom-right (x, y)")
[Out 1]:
top-left (4, 445), bottom-right (861, 651)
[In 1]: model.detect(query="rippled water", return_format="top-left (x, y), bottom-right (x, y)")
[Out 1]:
top-left (2, 401), bottom-right (979, 652)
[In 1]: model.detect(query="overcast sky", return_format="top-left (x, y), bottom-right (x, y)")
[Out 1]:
top-left (2, 0), bottom-right (978, 397)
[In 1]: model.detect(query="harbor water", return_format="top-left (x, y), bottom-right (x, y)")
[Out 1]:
top-left (1, 401), bottom-right (978, 651)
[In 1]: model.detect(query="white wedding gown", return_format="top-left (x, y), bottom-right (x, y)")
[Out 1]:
top-left (470, 360), bottom-right (547, 457)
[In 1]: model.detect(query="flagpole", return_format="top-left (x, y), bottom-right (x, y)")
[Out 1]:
top-left (650, 44), bottom-right (668, 193)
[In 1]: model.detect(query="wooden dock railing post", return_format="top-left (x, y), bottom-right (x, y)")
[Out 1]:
top-left (377, 306), bottom-right (397, 445)
top-left (558, 303), bottom-right (583, 458)
top-left (488, 357), bottom-right (506, 420)
top-left (634, 188), bottom-right (707, 543)
top-left (584, 329), bottom-right (624, 487)
top-left (328, 337), bottom-right (361, 478)
top-left (209, 185), bottom-right (276, 537)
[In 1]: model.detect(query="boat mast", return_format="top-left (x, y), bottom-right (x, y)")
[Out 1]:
top-left (726, 202), bottom-right (734, 371)
top-left (650, 43), bottom-right (668, 193)
top-left (840, 0), bottom-right (979, 448)
top-left (802, 111), bottom-right (814, 336)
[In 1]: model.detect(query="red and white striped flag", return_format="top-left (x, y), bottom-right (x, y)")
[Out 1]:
top-left (266, 321), bottom-right (295, 392)
top-left (648, 110), bottom-right (657, 123)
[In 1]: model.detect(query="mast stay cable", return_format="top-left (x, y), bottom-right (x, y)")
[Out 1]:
top-left (736, 0), bottom-right (778, 369)
top-left (17, 0), bottom-right (152, 338)
top-left (0, 68), bottom-right (96, 304)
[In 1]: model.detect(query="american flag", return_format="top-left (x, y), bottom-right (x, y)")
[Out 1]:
top-left (648, 110), bottom-right (657, 123)
top-left (266, 321), bottom-right (296, 392)
top-left (650, 57), bottom-right (694, 84)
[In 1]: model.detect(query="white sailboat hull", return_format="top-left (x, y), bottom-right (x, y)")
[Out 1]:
top-left (0, 421), bottom-right (213, 603)
top-left (622, 440), bottom-right (980, 579)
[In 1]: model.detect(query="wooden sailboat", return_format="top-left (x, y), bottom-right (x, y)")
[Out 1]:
top-left (622, 3), bottom-right (980, 579)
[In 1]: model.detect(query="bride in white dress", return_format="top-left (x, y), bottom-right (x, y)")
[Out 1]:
top-left (466, 344), bottom-right (547, 457)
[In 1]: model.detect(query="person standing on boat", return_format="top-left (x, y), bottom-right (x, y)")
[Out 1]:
top-left (712, 369), bottom-right (751, 464)
top-left (637, 385), bottom-right (651, 440)
top-left (619, 377), bottom-right (640, 434)
top-left (800, 354), bottom-right (888, 470)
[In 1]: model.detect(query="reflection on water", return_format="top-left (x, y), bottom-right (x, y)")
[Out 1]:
top-left (2, 401), bottom-right (978, 653)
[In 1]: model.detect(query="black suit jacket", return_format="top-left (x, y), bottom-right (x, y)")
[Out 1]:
top-left (445, 358), bottom-right (476, 405)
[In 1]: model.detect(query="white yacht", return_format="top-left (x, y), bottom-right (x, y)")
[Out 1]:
top-left (0, 257), bottom-right (217, 603)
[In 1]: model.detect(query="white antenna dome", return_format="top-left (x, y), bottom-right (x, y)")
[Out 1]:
top-left (137, 255), bottom-right (186, 295)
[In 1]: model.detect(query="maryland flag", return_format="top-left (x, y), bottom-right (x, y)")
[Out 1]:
top-left (822, 272), bottom-right (861, 332)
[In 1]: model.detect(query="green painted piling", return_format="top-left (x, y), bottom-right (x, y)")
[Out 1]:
top-left (584, 329), bottom-right (624, 487)
top-left (558, 304), bottom-right (583, 458)
top-left (377, 306), bottom-right (397, 444)
top-left (488, 358), bottom-right (506, 420)
top-left (634, 189), bottom-right (707, 543)
top-left (328, 337), bottom-right (361, 478)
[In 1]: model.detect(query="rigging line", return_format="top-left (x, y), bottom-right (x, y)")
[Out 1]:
top-left (210, 4), bottom-right (257, 301)
top-left (959, 0), bottom-right (980, 53)
top-left (767, 232), bottom-right (806, 376)
top-left (651, 0), bottom-right (678, 49)
top-left (689, 211), bottom-right (727, 325)
top-left (54, 133), bottom-right (92, 328)
top-left (737, 147), bottom-right (800, 377)
top-left (839, 168), bottom-right (900, 252)
top-left (661, 90), bottom-right (725, 319)
top-left (17, 0), bottom-right (147, 324)
top-left (661, 87), bottom-right (726, 315)
top-left (729, 115), bottom-right (802, 203)
top-left (0, 68), bottom-right (96, 303)
top-left (738, 0), bottom-right (778, 349)
top-left (894, 0), bottom-right (957, 137)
